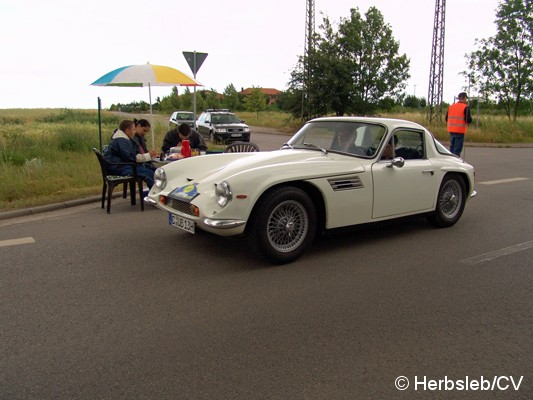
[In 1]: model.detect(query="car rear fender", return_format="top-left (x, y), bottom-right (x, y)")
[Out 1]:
top-left (439, 167), bottom-right (474, 198)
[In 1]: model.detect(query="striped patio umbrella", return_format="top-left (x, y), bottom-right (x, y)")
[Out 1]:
top-left (91, 63), bottom-right (202, 148)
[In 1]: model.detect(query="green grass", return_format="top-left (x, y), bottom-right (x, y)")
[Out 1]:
top-left (382, 110), bottom-right (533, 144)
top-left (236, 111), bottom-right (304, 132)
top-left (0, 108), bottom-right (531, 212)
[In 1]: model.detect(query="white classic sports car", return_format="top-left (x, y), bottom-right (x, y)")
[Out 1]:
top-left (145, 117), bottom-right (476, 264)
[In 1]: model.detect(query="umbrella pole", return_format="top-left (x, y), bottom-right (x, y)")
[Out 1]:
top-left (148, 82), bottom-right (155, 150)
top-left (98, 97), bottom-right (102, 151)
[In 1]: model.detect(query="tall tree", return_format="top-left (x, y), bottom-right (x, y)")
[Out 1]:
top-left (180, 87), bottom-right (193, 111)
top-left (243, 87), bottom-right (267, 117)
top-left (338, 7), bottom-right (410, 115)
top-left (464, 0), bottom-right (533, 122)
top-left (158, 86), bottom-right (181, 113)
top-left (289, 7), bottom-right (410, 118)
top-left (204, 89), bottom-right (222, 109)
top-left (222, 84), bottom-right (241, 111)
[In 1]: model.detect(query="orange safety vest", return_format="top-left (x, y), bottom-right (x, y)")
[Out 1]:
top-left (447, 102), bottom-right (468, 134)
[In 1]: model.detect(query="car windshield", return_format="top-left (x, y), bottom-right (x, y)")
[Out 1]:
top-left (212, 114), bottom-right (241, 124)
top-left (287, 121), bottom-right (387, 157)
top-left (176, 113), bottom-right (194, 120)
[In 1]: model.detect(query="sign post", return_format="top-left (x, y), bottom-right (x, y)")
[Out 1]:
top-left (182, 51), bottom-right (208, 118)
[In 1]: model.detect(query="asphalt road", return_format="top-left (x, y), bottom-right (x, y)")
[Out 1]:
top-left (1, 143), bottom-right (532, 399)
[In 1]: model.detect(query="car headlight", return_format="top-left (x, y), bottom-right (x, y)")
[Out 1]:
top-left (243, 127), bottom-right (250, 132)
top-left (215, 181), bottom-right (232, 207)
top-left (154, 168), bottom-right (167, 189)
top-left (215, 128), bottom-right (227, 133)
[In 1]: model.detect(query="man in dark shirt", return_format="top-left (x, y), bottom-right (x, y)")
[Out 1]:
top-left (161, 123), bottom-right (208, 154)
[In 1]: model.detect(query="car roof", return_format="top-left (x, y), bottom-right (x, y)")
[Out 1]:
top-left (308, 116), bottom-right (425, 130)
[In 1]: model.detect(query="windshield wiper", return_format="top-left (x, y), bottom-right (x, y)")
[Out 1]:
top-left (303, 142), bottom-right (327, 154)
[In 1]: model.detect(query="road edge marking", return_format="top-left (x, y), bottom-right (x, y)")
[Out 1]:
top-left (0, 237), bottom-right (36, 248)
top-left (460, 240), bottom-right (533, 265)
top-left (478, 177), bottom-right (529, 185)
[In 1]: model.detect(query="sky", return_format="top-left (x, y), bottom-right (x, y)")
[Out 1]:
top-left (1, 0), bottom-right (500, 110)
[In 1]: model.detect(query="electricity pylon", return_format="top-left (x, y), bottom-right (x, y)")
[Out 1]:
top-left (428, 0), bottom-right (446, 122)
top-left (302, 0), bottom-right (315, 120)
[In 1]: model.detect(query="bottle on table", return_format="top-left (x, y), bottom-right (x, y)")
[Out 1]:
top-left (181, 140), bottom-right (191, 158)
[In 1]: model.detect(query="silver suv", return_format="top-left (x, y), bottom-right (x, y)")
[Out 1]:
top-left (196, 109), bottom-right (250, 143)
top-left (169, 111), bottom-right (196, 128)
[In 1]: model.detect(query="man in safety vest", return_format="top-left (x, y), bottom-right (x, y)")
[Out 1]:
top-left (445, 92), bottom-right (472, 156)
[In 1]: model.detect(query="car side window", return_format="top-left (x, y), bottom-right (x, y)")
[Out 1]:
top-left (393, 129), bottom-right (425, 160)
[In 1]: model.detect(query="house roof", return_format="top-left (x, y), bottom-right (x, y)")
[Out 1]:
top-left (239, 88), bottom-right (283, 96)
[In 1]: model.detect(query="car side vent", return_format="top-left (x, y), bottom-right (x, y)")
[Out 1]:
top-left (328, 176), bottom-right (364, 191)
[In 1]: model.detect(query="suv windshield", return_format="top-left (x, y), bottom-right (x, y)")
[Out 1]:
top-left (211, 114), bottom-right (241, 124)
top-left (287, 121), bottom-right (387, 157)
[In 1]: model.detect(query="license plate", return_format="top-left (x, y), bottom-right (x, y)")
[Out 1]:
top-left (169, 213), bottom-right (195, 234)
top-left (231, 133), bottom-right (241, 137)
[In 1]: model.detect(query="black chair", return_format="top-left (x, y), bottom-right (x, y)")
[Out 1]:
top-left (92, 148), bottom-right (144, 213)
top-left (223, 142), bottom-right (260, 153)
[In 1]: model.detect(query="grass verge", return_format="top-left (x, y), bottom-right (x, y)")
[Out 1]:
top-left (0, 108), bottom-right (531, 212)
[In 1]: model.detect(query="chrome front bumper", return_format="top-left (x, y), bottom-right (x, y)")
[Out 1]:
top-left (145, 196), bottom-right (246, 230)
top-left (144, 196), bottom-right (157, 205)
top-left (203, 218), bottom-right (246, 229)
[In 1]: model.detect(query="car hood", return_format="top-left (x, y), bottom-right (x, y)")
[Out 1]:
top-left (161, 149), bottom-right (367, 188)
top-left (212, 122), bottom-right (248, 128)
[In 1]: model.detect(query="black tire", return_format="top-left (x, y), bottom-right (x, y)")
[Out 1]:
top-left (427, 173), bottom-right (466, 227)
top-left (248, 187), bottom-right (316, 264)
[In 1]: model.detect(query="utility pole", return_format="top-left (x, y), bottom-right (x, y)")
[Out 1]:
top-left (427, 0), bottom-right (446, 123)
top-left (302, 0), bottom-right (315, 120)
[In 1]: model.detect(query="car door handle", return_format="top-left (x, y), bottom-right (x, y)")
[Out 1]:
top-left (422, 170), bottom-right (435, 176)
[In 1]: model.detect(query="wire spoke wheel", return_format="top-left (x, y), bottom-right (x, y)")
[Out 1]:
top-left (439, 179), bottom-right (463, 219)
top-left (249, 187), bottom-right (316, 264)
top-left (267, 200), bottom-right (309, 253)
top-left (428, 173), bottom-right (466, 228)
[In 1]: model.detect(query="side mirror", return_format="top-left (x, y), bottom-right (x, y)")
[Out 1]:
top-left (387, 157), bottom-right (405, 168)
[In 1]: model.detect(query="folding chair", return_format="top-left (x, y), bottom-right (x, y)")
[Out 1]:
top-left (223, 142), bottom-right (260, 153)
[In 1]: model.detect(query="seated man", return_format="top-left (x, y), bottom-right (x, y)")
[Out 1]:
top-left (161, 123), bottom-right (208, 154)
top-left (331, 126), bottom-right (357, 154)
top-left (104, 120), bottom-right (155, 188)
top-left (381, 135), bottom-right (399, 160)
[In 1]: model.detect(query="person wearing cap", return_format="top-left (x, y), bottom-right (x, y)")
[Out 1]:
top-left (445, 92), bottom-right (472, 156)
